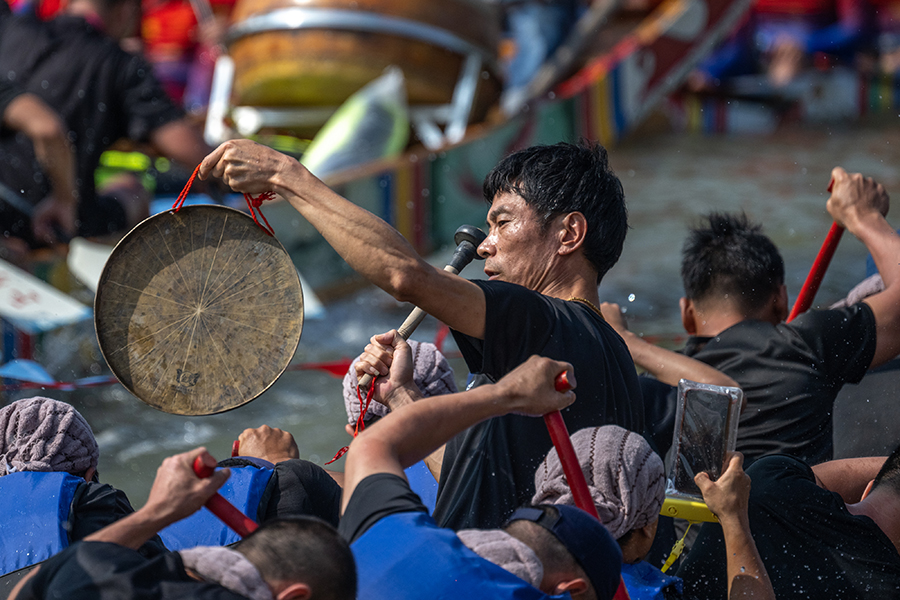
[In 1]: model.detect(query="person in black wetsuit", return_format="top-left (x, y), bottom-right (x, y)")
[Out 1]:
top-left (602, 167), bottom-right (900, 467)
top-left (677, 448), bottom-right (900, 600)
top-left (200, 139), bottom-right (645, 530)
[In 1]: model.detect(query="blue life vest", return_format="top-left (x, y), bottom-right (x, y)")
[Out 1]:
top-left (0, 471), bottom-right (82, 576)
top-left (352, 511), bottom-right (571, 600)
top-left (404, 461), bottom-right (437, 513)
top-left (159, 464), bottom-right (274, 550)
top-left (621, 561), bottom-right (683, 600)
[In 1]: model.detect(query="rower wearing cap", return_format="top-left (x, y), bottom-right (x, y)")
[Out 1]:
top-left (337, 335), bottom-right (622, 600)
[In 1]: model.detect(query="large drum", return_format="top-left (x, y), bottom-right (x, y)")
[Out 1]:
top-left (226, 0), bottom-right (502, 122)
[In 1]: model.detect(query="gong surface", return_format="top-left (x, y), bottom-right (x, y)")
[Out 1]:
top-left (95, 205), bottom-right (303, 415)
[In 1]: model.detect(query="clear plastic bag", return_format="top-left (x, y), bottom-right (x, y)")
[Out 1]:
top-left (666, 379), bottom-right (743, 501)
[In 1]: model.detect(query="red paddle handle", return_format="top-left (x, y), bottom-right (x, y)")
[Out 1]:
top-left (787, 222), bottom-right (844, 322)
top-left (545, 371), bottom-right (600, 520)
top-left (549, 372), bottom-right (629, 598)
top-left (192, 456), bottom-right (258, 537)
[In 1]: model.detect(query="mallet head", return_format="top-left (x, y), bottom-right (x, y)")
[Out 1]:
top-left (449, 225), bottom-right (487, 273)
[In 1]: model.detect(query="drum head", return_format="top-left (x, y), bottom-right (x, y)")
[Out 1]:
top-left (95, 205), bottom-right (303, 415)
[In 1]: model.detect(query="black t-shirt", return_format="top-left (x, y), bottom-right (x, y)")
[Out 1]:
top-left (677, 455), bottom-right (900, 600)
top-left (338, 473), bottom-right (428, 543)
top-left (16, 542), bottom-right (248, 600)
top-left (0, 13), bottom-right (182, 236)
top-left (435, 280), bottom-right (644, 530)
top-left (682, 304), bottom-right (876, 466)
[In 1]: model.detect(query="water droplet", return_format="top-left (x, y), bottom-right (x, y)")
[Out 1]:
top-left (628, 293), bottom-right (636, 302)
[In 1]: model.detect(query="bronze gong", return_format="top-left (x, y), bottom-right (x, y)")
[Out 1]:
top-left (95, 205), bottom-right (303, 415)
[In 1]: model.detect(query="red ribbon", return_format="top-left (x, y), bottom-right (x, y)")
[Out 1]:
top-left (326, 380), bottom-right (376, 464)
top-left (172, 165), bottom-right (276, 237)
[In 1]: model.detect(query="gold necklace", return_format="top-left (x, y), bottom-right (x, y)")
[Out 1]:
top-left (568, 297), bottom-right (605, 321)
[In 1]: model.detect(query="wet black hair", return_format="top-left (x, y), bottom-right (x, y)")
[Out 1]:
top-left (872, 442), bottom-right (900, 496)
top-left (235, 517), bottom-right (356, 600)
top-left (681, 212), bottom-right (784, 314)
top-left (482, 141), bottom-right (627, 283)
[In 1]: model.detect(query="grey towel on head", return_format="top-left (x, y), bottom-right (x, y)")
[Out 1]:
top-left (180, 546), bottom-right (273, 600)
top-left (343, 339), bottom-right (457, 424)
top-left (456, 529), bottom-right (544, 588)
top-left (0, 396), bottom-right (99, 477)
top-left (532, 425), bottom-right (665, 540)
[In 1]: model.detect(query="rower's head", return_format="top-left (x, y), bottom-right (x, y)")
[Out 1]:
top-left (681, 212), bottom-right (787, 330)
top-left (0, 396), bottom-right (99, 482)
top-left (503, 504), bottom-right (622, 600)
top-left (233, 517), bottom-right (356, 600)
top-left (534, 426), bottom-right (666, 564)
top-left (479, 142), bottom-right (627, 288)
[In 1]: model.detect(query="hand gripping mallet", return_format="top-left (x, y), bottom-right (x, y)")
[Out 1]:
top-left (192, 456), bottom-right (258, 537)
top-left (787, 178), bottom-right (844, 322)
top-left (549, 371), bottom-right (632, 600)
top-left (357, 225), bottom-right (487, 390)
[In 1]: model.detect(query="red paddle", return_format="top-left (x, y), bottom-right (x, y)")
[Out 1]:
top-left (787, 178), bottom-right (844, 322)
top-left (545, 372), bottom-right (600, 520)
top-left (547, 372), bottom-right (631, 600)
top-left (192, 456), bottom-right (258, 537)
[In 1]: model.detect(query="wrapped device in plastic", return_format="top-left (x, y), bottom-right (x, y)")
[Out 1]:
top-left (666, 379), bottom-right (743, 501)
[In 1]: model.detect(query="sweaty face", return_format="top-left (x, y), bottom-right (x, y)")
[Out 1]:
top-left (478, 192), bottom-right (560, 291)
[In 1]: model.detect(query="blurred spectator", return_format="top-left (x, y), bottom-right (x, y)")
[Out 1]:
top-left (0, 0), bottom-right (213, 248)
top-left (499, 0), bottom-right (582, 113)
top-left (690, 0), bottom-right (873, 89)
top-left (870, 0), bottom-right (900, 73)
top-left (141, 0), bottom-right (234, 112)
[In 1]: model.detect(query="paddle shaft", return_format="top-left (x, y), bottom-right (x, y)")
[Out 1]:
top-left (787, 178), bottom-right (845, 322)
top-left (545, 372), bottom-right (600, 520)
top-left (192, 456), bottom-right (258, 537)
top-left (550, 372), bottom-right (630, 599)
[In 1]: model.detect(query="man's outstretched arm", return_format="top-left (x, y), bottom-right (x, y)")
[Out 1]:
top-left (827, 167), bottom-right (900, 367)
top-left (198, 140), bottom-right (487, 338)
top-left (600, 302), bottom-right (739, 389)
top-left (341, 350), bottom-right (575, 514)
top-left (695, 453), bottom-right (775, 600)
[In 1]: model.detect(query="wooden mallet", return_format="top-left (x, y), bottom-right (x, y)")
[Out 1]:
top-left (357, 225), bottom-right (486, 390)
